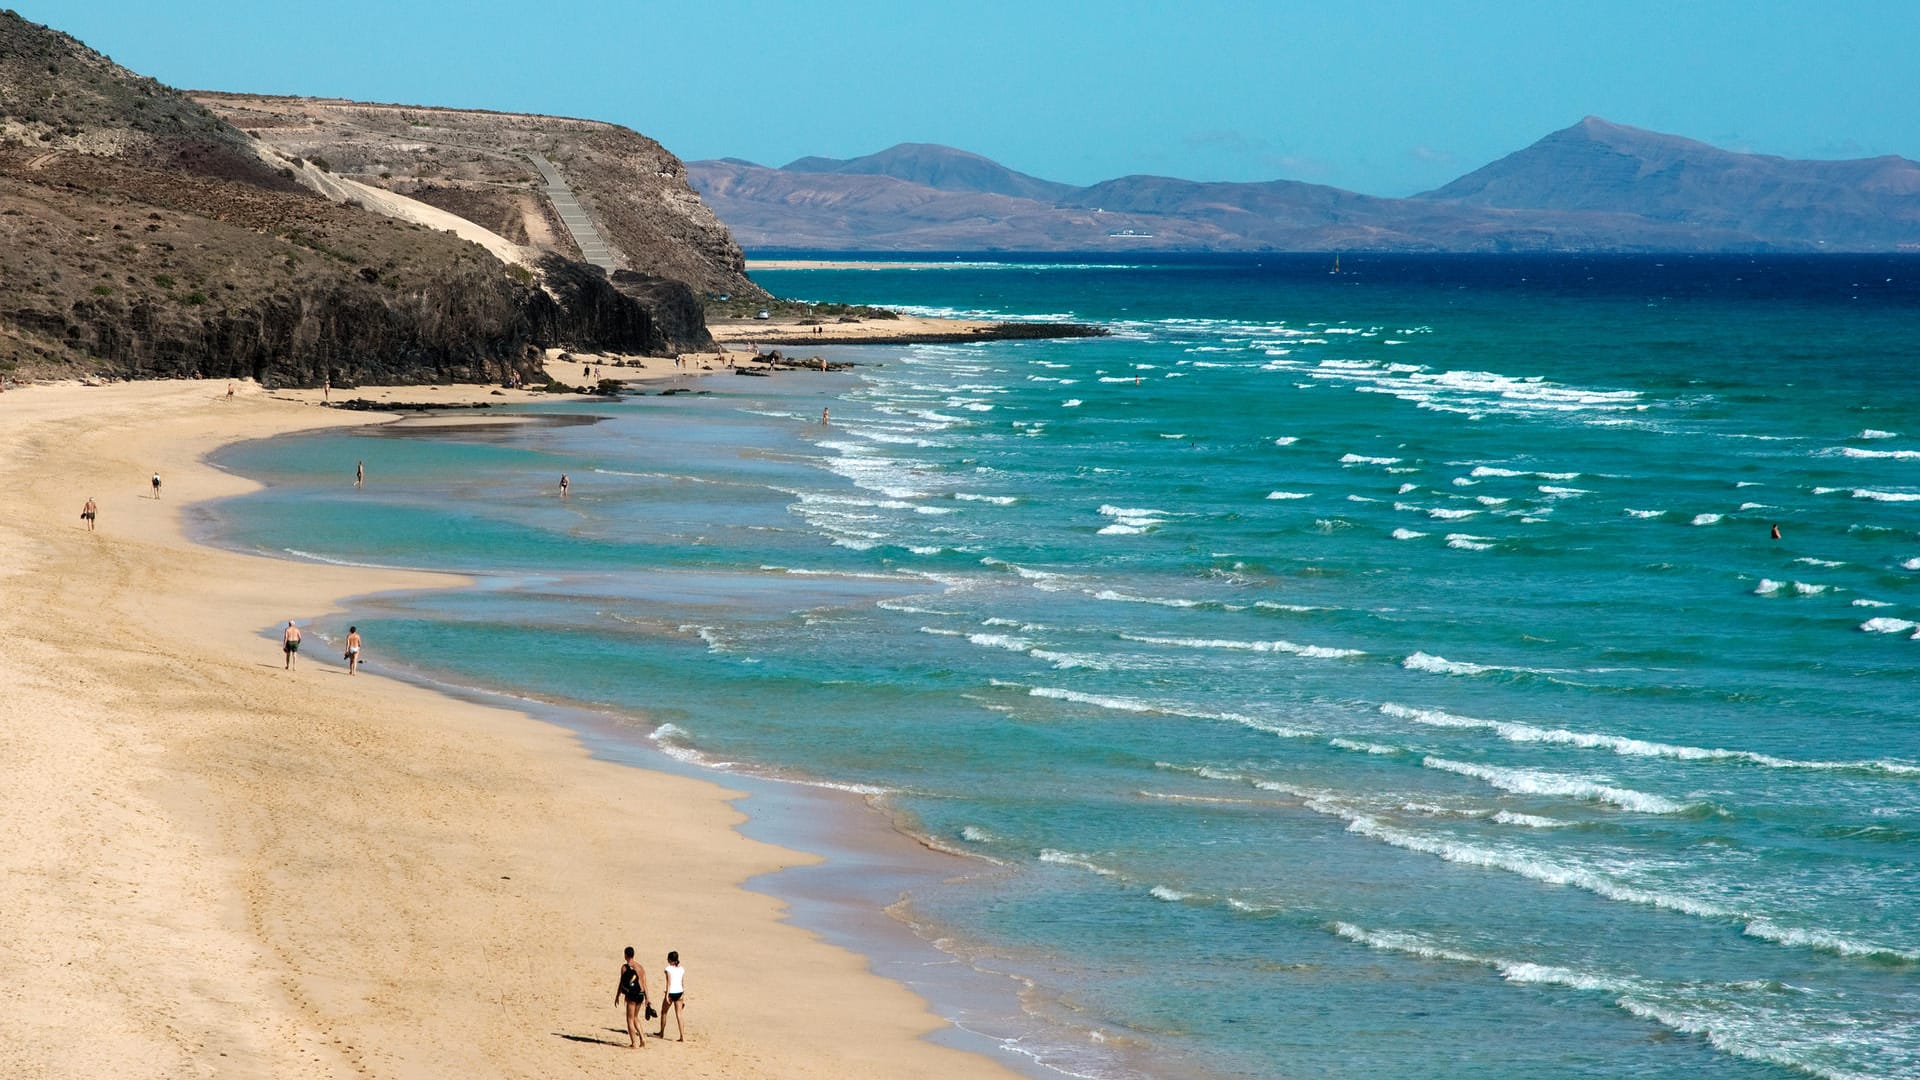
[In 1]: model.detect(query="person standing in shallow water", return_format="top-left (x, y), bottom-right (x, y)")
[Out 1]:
top-left (282, 621), bottom-right (302, 670)
top-left (559, 473), bottom-right (570, 498)
top-left (655, 950), bottom-right (687, 1041)
top-left (615, 946), bottom-right (650, 1048)
top-left (355, 460), bottom-right (364, 489)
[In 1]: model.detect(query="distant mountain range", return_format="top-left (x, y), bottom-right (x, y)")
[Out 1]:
top-left (689, 119), bottom-right (1920, 252)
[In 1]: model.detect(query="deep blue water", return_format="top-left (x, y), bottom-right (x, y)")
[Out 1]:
top-left (206, 255), bottom-right (1920, 1080)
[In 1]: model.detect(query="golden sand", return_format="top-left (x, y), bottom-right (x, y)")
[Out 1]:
top-left (0, 377), bottom-right (1017, 1079)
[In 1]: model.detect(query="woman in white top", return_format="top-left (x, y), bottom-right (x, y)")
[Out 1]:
top-left (655, 950), bottom-right (686, 1041)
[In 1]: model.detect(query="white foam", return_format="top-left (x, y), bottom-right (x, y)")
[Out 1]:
top-left (1061, 399), bottom-right (1083, 408)
top-left (1904, 557), bottom-right (1920, 571)
top-left (954, 492), bottom-right (1018, 505)
top-left (1403, 652), bottom-right (1492, 676)
top-left (1470, 466), bottom-right (1581, 480)
top-left (1026, 648), bottom-right (1111, 671)
top-left (1329, 738), bottom-right (1401, 755)
top-left (1742, 919), bottom-right (1920, 963)
top-left (1345, 815), bottom-right (1727, 917)
top-left (1148, 885), bottom-right (1193, 902)
top-left (1474, 496), bottom-right (1510, 506)
top-left (1860, 617), bottom-right (1917, 634)
top-left (1379, 702), bottom-right (1920, 776)
top-left (1266, 491), bottom-right (1311, 500)
top-left (1426, 507), bottom-right (1480, 520)
top-left (1091, 589), bottom-right (1199, 608)
top-left (1854, 489), bottom-right (1920, 502)
top-left (1422, 757), bottom-right (1697, 815)
top-left (1123, 633), bottom-right (1364, 659)
top-left (1754, 579), bottom-right (1828, 597)
top-left (1833, 446), bottom-right (1920, 460)
top-left (1538, 485), bottom-right (1592, 498)
top-left (1691, 513), bottom-right (1723, 525)
top-left (1794, 557), bottom-right (1845, 568)
top-left (1852, 598), bottom-right (1892, 608)
top-left (1857, 429), bottom-right (1899, 439)
top-left (1391, 528), bottom-right (1428, 540)
top-left (1340, 453), bottom-right (1402, 466)
top-left (1446, 534), bottom-right (1493, 551)
top-left (1333, 922), bottom-right (1481, 966)
top-left (1039, 849), bottom-right (1119, 877)
top-left (1273, 436), bottom-right (1299, 446)
top-left (1028, 686), bottom-right (1159, 713)
top-left (1491, 810), bottom-right (1571, 829)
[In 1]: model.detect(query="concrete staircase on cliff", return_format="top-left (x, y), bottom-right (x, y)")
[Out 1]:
top-left (528, 152), bottom-right (618, 272)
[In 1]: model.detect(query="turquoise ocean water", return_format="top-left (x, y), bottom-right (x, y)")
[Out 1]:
top-left (205, 255), bottom-right (1920, 1079)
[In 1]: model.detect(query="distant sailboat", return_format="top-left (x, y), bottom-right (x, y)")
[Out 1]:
top-left (1330, 254), bottom-right (1341, 274)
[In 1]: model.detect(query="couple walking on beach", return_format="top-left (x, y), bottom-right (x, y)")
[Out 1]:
top-left (615, 947), bottom-right (687, 1048)
top-left (280, 622), bottom-right (361, 673)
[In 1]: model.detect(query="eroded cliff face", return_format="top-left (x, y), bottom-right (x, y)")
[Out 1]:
top-left (191, 93), bottom-right (765, 301)
top-left (0, 11), bottom-right (720, 385)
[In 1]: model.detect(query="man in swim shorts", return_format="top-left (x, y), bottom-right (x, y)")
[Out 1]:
top-left (283, 621), bottom-right (302, 670)
top-left (344, 625), bottom-right (362, 675)
top-left (81, 497), bottom-right (97, 531)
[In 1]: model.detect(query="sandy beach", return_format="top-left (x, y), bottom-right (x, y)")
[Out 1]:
top-left (0, 377), bottom-right (1019, 1078)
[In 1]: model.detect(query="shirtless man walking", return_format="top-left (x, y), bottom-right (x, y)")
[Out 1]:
top-left (282, 621), bottom-right (303, 670)
top-left (344, 626), bottom-right (362, 675)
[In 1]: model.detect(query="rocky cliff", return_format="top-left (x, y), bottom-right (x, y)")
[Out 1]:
top-left (0, 12), bottom-right (731, 385)
top-left (192, 93), bottom-right (764, 300)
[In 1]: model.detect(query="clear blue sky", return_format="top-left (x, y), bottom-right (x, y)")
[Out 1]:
top-left (20, 0), bottom-right (1920, 195)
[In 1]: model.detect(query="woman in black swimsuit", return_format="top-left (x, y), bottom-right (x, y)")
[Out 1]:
top-left (614, 945), bottom-right (650, 1048)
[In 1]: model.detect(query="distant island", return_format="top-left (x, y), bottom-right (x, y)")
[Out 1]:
top-left (690, 121), bottom-right (1920, 253)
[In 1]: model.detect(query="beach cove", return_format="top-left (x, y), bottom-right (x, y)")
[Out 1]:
top-left (0, 376), bottom-right (1023, 1079)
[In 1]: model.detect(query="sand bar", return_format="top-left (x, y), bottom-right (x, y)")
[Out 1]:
top-left (0, 377), bottom-right (1019, 1078)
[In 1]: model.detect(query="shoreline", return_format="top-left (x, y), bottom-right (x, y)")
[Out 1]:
top-left (709, 315), bottom-right (1108, 349)
top-left (0, 377), bottom-right (1025, 1078)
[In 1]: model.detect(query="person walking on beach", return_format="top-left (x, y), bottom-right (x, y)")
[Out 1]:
top-left (81, 497), bottom-right (97, 531)
top-left (615, 946), bottom-right (650, 1048)
top-left (226, 381), bottom-right (236, 402)
top-left (282, 620), bottom-right (302, 670)
top-left (654, 950), bottom-right (687, 1041)
top-left (559, 473), bottom-right (570, 498)
top-left (151, 472), bottom-right (162, 499)
top-left (344, 625), bottom-right (362, 675)
top-left (355, 460), bottom-right (365, 489)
